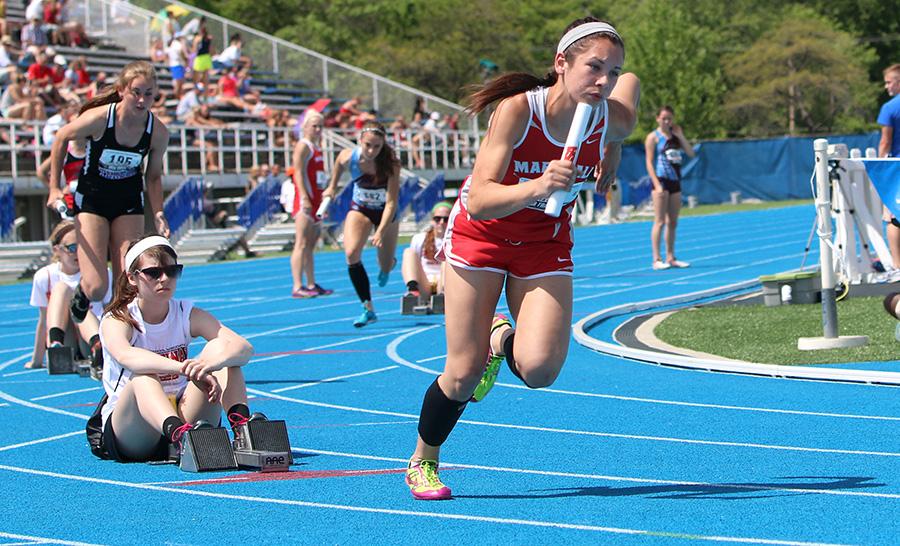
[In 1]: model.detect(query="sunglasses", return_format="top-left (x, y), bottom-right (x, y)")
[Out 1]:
top-left (432, 215), bottom-right (449, 223)
top-left (137, 264), bottom-right (184, 280)
top-left (59, 242), bottom-right (77, 253)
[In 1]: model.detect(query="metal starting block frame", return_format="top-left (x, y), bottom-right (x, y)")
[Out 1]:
top-left (232, 418), bottom-right (293, 472)
top-left (178, 426), bottom-right (239, 472)
top-left (401, 293), bottom-right (445, 315)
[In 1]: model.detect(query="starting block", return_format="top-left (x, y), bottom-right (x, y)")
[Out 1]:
top-left (232, 415), bottom-right (293, 472)
top-left (401, 293), bottom-right (445, 315)
top-left (47, 346), bottom-right (77, 374)
top-left (177, 424), bottom-right (239, 472)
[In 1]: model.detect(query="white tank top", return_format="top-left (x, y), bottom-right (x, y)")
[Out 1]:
top-left (99, 298), bottom-right (193, 427)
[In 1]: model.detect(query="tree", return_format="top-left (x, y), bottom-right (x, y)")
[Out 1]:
top-left (723, 6), bottom-right (876, 136)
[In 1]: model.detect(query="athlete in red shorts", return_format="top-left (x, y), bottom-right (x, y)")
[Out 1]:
top-left (405, 17), bottom-right (641, 500)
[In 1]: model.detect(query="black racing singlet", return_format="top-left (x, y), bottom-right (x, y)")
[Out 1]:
top-left (79, 103), bottom-right (153, 196)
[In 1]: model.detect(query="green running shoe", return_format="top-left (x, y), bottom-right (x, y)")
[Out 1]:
top-left (470, 314), bottom-right (512, 402)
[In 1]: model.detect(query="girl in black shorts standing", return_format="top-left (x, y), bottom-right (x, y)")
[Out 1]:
top-left (48, 60), bottom-right (170, 324)
top-left (321, 121), bottom-right (401, 328)
top-left (645, 105), bottom-right (695, 270)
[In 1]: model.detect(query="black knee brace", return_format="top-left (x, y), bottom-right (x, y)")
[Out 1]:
top-left (348, 262), bottom-right (371, 303)
top-left (418, 378), bottom-right (468, 447)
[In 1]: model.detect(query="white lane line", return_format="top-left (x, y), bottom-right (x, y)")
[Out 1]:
top-left (272, 366), bottom-right (398, 393)
top-left (250, 327), bottom-right (422, 365)
top-left (0, 391), bottom-right (89, 420)
top-left (0, 532), bottom-right (99, 546)
top-left (297, 446), bottom-right (900, 501)
top-left (0, 431), bottom-right (84, 453)
top-left (30, 387), bottom-right (102, 402)
top-left (3, 368), bottom-right (46, 378)
top-left (246, 387), bottom-right (900, 458)
top-left (416, 354), bottom-right (446, 363)
top-left (0, 346), bottom-right (33, 356)
top-left (0, 464), bottom-right (844, 545)
top-left (0, 354), bottom-right (32, 374)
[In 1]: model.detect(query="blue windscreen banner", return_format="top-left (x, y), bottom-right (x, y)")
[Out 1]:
top-left (860, 159), bottom-right (900, 219)
top-left (0, 182), bottom-right (13, 241)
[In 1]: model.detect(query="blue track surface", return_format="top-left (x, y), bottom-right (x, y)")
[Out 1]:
top-left (2, 204), bottom-right (898, 545)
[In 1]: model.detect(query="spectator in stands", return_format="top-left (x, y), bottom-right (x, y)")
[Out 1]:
top-left (27, 220), bottom-right (109, 373)
top-left (191, 18), bottom-right (213, 94)
top-left (85, 70), bottom-right (107, 100)
top-left (411, 111), bottom-right (444, 168)
top-left (165, 35), bottom-right (187, 99)
top-left (279, 167), bottom-right (295, 215)
top-left (0, 35), bottom-right (17, 86)
top-left (26, 51), bottom-right (64, 106)
top-left (0, 71), bottom-right (46, 119)
top-left (185, 103), bottom-right (226, 172)
top-left (336, 96), bottom-right (363, 128)
top-left (235, 66), bottom-right (260, 104)
top-left (175, 82), bottom-right (201, 121)
top-left (390, 114), bottom-right (410, 148)
top-left (48, 60), bottom-right (171, 322)
top-left (42, 0), bottom-right (63, 46)
top-left (401, 201), bottom-right (451, 304)
top-left (645, 105), bottom-right (695, 270)
top-left (321, 121), bottom-right (401, 328)
top-left (149, 36), bottom-right (166, 64)
top-left (160, 8), bottom-right (180, 48)
top-left (878, 63), bottom-right (900, 269)
top-left (213, 33), bottom-right (251, 71)
top-left (65, 55), bottom-right (91, 96)
top-left (214, 65), bottom-right (253, 112)
top-left (20, 17), bottom-right (48, 49)
top-left (412, 96), bottom-right (426, 126)
top-left (25, 0), bottom-right (44, 26)
top-left (290, 111), bottom-right (332, 298)
top-left (179, 15), bottom-right (202, 45)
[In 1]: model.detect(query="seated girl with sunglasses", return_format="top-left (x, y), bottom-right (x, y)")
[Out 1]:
top-left (97, 235), bottom-right (258, 463)
top-left (401, 201), bottom-right (452, 304)
top-left (28, 220), bottom-right (111, 372)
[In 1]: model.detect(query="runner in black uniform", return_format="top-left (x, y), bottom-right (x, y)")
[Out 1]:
top-left (48, 60), bottom-right (170, 323)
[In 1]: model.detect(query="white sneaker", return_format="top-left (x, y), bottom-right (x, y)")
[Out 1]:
top-left (668, 259), bottom-right (691, 268)
top-left (652, 260), bottom-right (670, 270)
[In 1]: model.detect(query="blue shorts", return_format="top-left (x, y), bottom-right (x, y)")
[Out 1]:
top-left (169, 65), bottom-right (185, 81)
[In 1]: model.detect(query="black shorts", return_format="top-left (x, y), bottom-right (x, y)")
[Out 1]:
top-left (102, 414), bottom-right (170, 463)
top-left (349, 202), bottom-right (395, 226)
top-left (658, 177), bottom-right (682, 193)
top-left (74, 190), bottom-right (145, 222)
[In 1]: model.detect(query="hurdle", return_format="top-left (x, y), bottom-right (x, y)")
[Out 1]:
top-left (797, 139), bottom-right (869, 350)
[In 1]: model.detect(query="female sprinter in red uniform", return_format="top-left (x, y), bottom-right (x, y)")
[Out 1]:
top-left (289, 110), bottom-right (332, 298)
top-left (48, 61), bottom-right (170, 326)
top-left (404, 17), bottom-right (640, 500)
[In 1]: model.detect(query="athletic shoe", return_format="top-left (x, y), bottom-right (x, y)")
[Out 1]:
top-left (70, 285), bottom-right (90, 323)
top-left (471, 314), bottom-right (512, 403)
top-left (894, 322), bottom-right (900, 343)
top-left (405, 459), bottom-right (451, 500)
top-left (230, 412), bottom-right (268, 450)
top-left (668, 259), bottom-right (690, 268)
top-left (652, 260), bottom-right (670, 270)
top-left (312, 284), bottom-right (333, 296)
top-left (353, 308), bottom-right (377, 328)
top-left (378, 257), bottom-right (397, 287)
top-left (292, 286), bottom-right (317, 298)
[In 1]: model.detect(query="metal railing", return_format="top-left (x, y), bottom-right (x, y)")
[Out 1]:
top-left (72, 0), bottom-right (477, 132)
top-left (0, 120), bottom-right (480, 180)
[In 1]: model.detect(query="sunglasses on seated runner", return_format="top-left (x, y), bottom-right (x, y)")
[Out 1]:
top-left (60, 243), bottom-right (77, 253)
top-left (137, 264), bottom-right (184, 280)
top-left (432, 215), bottom-right (449, 223)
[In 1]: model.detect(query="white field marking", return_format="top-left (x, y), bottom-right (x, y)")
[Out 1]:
top-left (0, 353), bottom-right (32, 374)
top-left (574, 251), bottom-right (804, 302)
top-left (0, 430), bottom-right (84, 453)
top-left (0, 464), bottom-right (845, 545)
top-left (295, 446), bottom-right (900, 501)
top-left (415, 353), bottom-right (446, 363)
top-left (249, 327), bottom-right (418, 365)
top-left (0, 391), bottom-right (88, 420)
top-left (0, 531), bottom-right (100, 546)
top-left (2, 368), bottom-right (46, 378)
top-left (246, 387), bottom-right (900, 458)
top-left (30, 387), bottom-right (101, 402)
top-left (575, 238), bottom-right (800, 281)
top-left (272, 366), bottom-right (398, 393)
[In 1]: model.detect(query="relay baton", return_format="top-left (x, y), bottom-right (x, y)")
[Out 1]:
top-left (544, 102), bottom-right (593, 217)
top-left (315, 196), bottom-right (333, 220)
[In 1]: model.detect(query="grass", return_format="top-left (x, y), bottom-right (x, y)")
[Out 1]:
top-left (654, 296), bottom-right (898, 365)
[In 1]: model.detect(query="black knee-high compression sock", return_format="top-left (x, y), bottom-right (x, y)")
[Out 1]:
top-left (48, 327), bottom-right (65, 346)
top-left (503, 333), bottom-right (537, 388)
top-left (348, 262), bottom-right (371, 303)
top-left (417, 378), bottom-right (468, 447)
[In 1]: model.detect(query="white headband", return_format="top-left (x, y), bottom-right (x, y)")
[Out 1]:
top-left (557, 22), bottom-right (621, 54)
top-left (124, 236), bottom-right (176, 271)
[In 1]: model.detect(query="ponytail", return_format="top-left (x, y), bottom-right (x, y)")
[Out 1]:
top-left (422, 226), bottom-right (436, 261)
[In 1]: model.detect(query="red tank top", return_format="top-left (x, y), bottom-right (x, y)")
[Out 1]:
top-left (452, 88), bottom-right (607, 244)
top-left (293, 138), bottom-right (324, 212)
